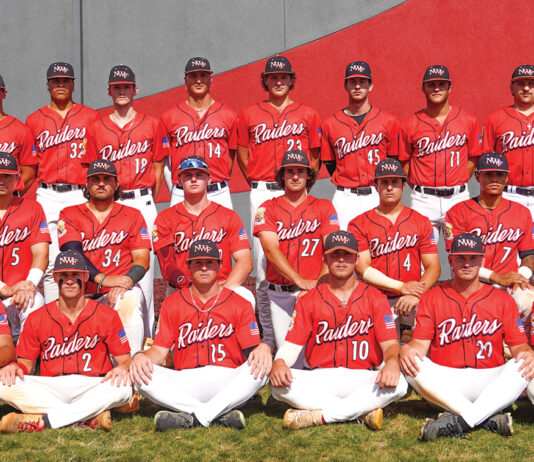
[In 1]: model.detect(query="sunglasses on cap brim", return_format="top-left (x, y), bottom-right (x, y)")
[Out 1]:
top-left (178, 159), bottom-right (209, 171)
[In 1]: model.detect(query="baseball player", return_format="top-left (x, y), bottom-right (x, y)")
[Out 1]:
top-left (0, 153), bottom-right (50, 339)
top-left (348, 158), bottom-right (440, 334)
top-left (482, 65), bottom-right (534, 215)
top-left (236, 55), bottom-right (322, 341)
top-left (26, 62), bottom-right (99, 302)
top-left (444, 152), bottom-right (534, 322)
top-left (253, 150), bottom-right (339, 352)
top-left (130, 239), bottom-right (270, 431)
top-left (0, 74), bottom-right (38, 193)
top-left (400, 233), bottom-right (534, 440)
top-left (161, 57), bottom-right (237, 209)
top-left (153, 156), bottom-right (253, 305)
top-left (0, 250), bottom-right (132, 433)
top-left (58, 159), bottom-right (150, 352)
top-left (269, 231), bottom-right (408, 430)
top-left (399, 65), bottom-right (481, 242)
top-left (90, 64), bottom-right (168, 337)
top-left (321, 61), bottom-right (401, 229)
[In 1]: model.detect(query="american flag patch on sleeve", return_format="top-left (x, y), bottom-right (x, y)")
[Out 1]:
top-left (118, 328), bottom-right (128, 344)
top-left (516, 318), bottom-right (525, 333)
top-left (330, 214), bottom-right (339, 225)
top-left (140, 227), bottom-right (150, 240)
top-left (39, 222), bottom-right (50, 234)
top-left (249, 321), bottom-right (260, 336)
top-left (384, 314), bottom-right (396, 329)
top-left (239, 228), bottom-right (248, 240)
top-left (430, 232), bottom-right (437, 245)
top-left (0, 313), bottom-right (7, 325)
top-left (162, 136), bottom-right (170, 148)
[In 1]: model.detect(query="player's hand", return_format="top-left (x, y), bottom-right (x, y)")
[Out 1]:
top-left (107, 287), bottom-right (128, 307)
top-left (12, 289), bottom-right (36, 312)
top-left (247, 343), bottom-right (273, 379)
top-left (376, 359), bottom-right (400, 389)
top-left (394, 295), bottom-right (419, 316)
top-left (511, 282), bottom-right (534, 294)
top-left (295, 277), bottom-right (317, 292)
top-left (102, 275), bottom-right (134, 291)
top-left (491, 271), bottom-right (528, 289)
top-left (515, 350), bottom-right (534, 380)
top-left (399, 343), bottom-right (424, 377)
top-left (10, 281), bottom-right (37, 294)
top-left (129, 352), bottom-right (154, 386)
top-left (400, 281), bottom-right (425, 297)
top-left (102, 364), bottom-right (131, 387)
top-left (0, 363), bottom-right (24, 387)
top-left (269, 359), bottom-right (293, 387)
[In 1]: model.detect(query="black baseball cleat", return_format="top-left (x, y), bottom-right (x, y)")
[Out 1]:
top-left (419, 413), bottom-right (464, 441)
top-left (213, 410), bottom-right (246, 429)
top-left (154, 411), bottom-right (196, 431)
top-left (482, 413), bottom-right (513, 436)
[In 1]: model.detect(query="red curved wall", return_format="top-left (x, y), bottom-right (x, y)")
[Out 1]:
top-left (100, 0), bottom-right (534, 199)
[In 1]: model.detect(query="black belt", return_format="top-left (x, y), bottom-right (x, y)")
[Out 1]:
top-left (336, 186), bottom-right (373, 195)
top-left (251, 181), bottom-right (282, 191)
top-left (176, 181), bottom-right (228, 193)
top-left (414, 184), bottom-right (466, 197)
top-left (505, 185), bottom-right (534, 196)
top-left (40, 182), bottom-right (83, 192)
top-left (121, 188), bottom-right (150, 200)
top-left (268, 283), bottom-right (299, 292)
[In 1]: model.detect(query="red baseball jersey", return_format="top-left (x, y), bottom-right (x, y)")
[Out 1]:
top-left (413, 282), bottom-right (527, 368)
top-left (0, 115), bottom-right (38, 191)
top-left (154, 286), bottom-right (260, 370)
top-left (0, 197), bottom-right (51, 286)
top-left (253, 196), bottom-right (339, 284)
top-left (236, 101), bottom-right (321, 181)
top-left (349, 207), bottom-right (437, 294)
top-left (444, 198), bottom-right (534, 273)
top-left (17, 299), bottom-right (130, 377)
top-left (58, 203), bottom-right (151, 294)
top-left (286, 282), bottom-right (397, 369)
top-left (153, 202), bottom-right (249, 285)
top-left (161, 101), bottom-right (237, 184)
top-left (399, 106), bottom-right (481, 187)
top-left (321, 107), bottom-right (400, 188)
top-left (0, 303), bottom-right (9, 336)
top-left (26, 104), bottom-right (99, 184)
top-left (482, 106), bottom-right (534, 186)
top-left (90, 113), bottom-right (168, 190)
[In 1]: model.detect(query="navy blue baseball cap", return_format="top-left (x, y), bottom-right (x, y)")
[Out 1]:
top-left (47, 62), bottom-right (75, 79)
top-left (325, 231), bottom-right (358, 254)
top-left (449, 233), bottom-right (484, 255)
top-left (476, 152), bottom-right (509, 173)
top-left (54, 250), bottom-right (88, 272)
top-left (345, 61), bottom-right (372, 80)
top-left (187, 239), bottom-right (221, 261)
top-left (423, 65), bottom-right (450, 82)
top-left (374, 158), bottom-right (406, 180)
top-left (512, 65), bottom-right (534, 81)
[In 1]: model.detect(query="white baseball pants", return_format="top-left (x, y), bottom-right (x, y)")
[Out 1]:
top-left (332, 187), bottom-right (379, 231)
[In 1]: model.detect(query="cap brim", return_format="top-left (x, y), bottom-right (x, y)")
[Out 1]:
top-left (108, 80), bottom-right (136, 85)
top-left (325, 245), bottom-right (358, 255)
top-left (47, 75), bottom-right (75, 79)
top-left (475, 168), bottom-right (509, 173)
top-left (345, 73), bottom-right (371, 80)
top-left (262, 70), bottom-right (295, 75)
top-left (448, 250), bottom-right (484, 255)
top-left (375, 173), bottom-right (406, 179)
top-left (186, 256), bottom-right (222, 262)
top-left (511, 76), bottom-right (534, 81)
top-left (0, 168), bottom-right (19, 175)
top-left (53, 267), bottom-right (89, 273)
top-left (87, 172), bottom-right (117, 177)
top-left (281, 162), bottom-right (310, 168)
top-left (422, 77), bottom-right (450, 82)
top-left (178, 166), bottom-right (210, 174)
top-left (185, 70), bottom-right (213, 74)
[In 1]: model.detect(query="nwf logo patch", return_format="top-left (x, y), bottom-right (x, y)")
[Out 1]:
top-left (59, 256), bottom-right (78, 266)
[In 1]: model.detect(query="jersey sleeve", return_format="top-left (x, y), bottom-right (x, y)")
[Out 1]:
top-left (252, 200), bottom-right (277, 237)
top-left (398, 119), bottom-right (413, 162)
top-left (386, 115), bottom-right (401, 157)
top-left (320, 118), bottom-right (335, 161)
top-left (320, 200), bottom-right (340, 236)
top-left (467, 117), bottom-right (482, 158)
top-left (307, 109), bottom-right (322, 149)
top-left (370, 288), bottom-right (398, 342)
top-left (153, 297), bottom-right (176, 350)
top-left (128, 209), bottom-right (152, 251)
top-left (412, 292), bottom-right (436, 340)
top-left (518, 208), bottom-right (534, 253)
top-left (228, 210), bottom-right (250, 253)
top-left (285, 293), bottom-right (314, 346)
top-left (152, 209), bottom-right (174, 252)
top-left (236, 112), bottom-right (250, 148)
top-left (501, 294), bottom-right (529, 346)
top-left (58, 207), bottom-right (84, 248)
top-left (29, 201), bottom-right (51, 245)
top-left (81, 111), bottom-right (100, 164)
top-left (0, 304), bottom-right (10, 335)
top-left (104, 307), bottom-right (132, 356)
top-left (18, 123), bottom-right (38, 166)
top-left (153, 119), bottom-right (170, 162)
top-left (347, 216), bottom-right (370, 253)
top-left (418, 215), bottom-right (438, 254)
top-left (15, 311), bottom-right (41, 360)
top-left (234, 296), bottom-right (261, 350)
top-left (482, 116), bottom-right (497, 153)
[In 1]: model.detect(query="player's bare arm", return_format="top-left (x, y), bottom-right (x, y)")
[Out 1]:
top-left (152, 160), bottom-right (164, 200)
top-left (220, 248), bottom-right (252, 290)
top-left (467, 157), bottom-right (478, 178)
top-left (510, 344), bottom-right (534, 380)
top-left (269, 358), bottom-right (293, 387)
top-left (309, 147), bottom-right (320, 172)
top-left (102, 353), bottom-right (131, 387)
top-left (399, 339), bottom-right (431, 377)
top-left (0, 334), bottom-right (15, 368)
top-left (236, 145), bottom-right (250, 185)
top-left (376, 339), bottom-right (401, 389)
top-left (246, 343), bottom-right (273, 379)
top-left (228, 148), bottom-right (236, 175)
top-left (355, 249), bottom-right (424, 297)
top-left (259, 231), bottom-right (317, 291)
top-left (129, 344), bottom-right (169, 385)
top-left (20, 165), bottom-right (37, 194)
top-left (0, 356), bottom-right (34, 386)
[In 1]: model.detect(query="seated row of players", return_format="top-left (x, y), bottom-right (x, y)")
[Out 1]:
top-left (3, 55), bottom-right (534, 354)
top-left (0, 231), bottom-right (533, 442)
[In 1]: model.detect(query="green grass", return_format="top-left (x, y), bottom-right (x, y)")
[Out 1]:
top-left (1, 389), bottom-right (534, 462)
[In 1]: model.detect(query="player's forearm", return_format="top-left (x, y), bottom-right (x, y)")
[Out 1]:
top-left (274, 341), bottom-right (303, 368)
top-left (153, 161), bottom-right (164, 199)
top-left (113, 353), bottom-right (132, 368)
top-left (21, 166), bottom-right (36, 194)
top-left (362, 267), bottom-right (404, 293)
top-left (509, 343), bottom-right (532, 357)
top-left (381, 339), bottom-right (400, 364)
top-left (0, 344), bottom-right (16, 367)
top-left (467, 157), bottom-right (477, 178)
top-left (263, 246), bottom-right (305, 286)
top-left (309, 147), bottom-right (320, 172)
top-left (228, 149), bottom-right (236, 175)
top-left (14, 357), bottom-right (35, 374)
top-left (419, 262), bottom-right (441, 292)
top-left (223, 257), bottom-right (252, 289)
top-left (236, 146), bottom-right (250, 183)
top-left (142, 345), bottom-right (170, 365)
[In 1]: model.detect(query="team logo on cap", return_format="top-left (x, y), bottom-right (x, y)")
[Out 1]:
top-left (331, 234), bottom-right (350, 244)
top-left (381, 162), bottom-right (398, 171)
top-left (350, 63), bottom-right (366, 73)
top-left (0, 158), bottom-right (12, 167)
top-left (287, 151), bottom-right (304, 162)
top-left (429, 67), bottom-right (446, 76)
top-left (93, 161), bottom-right (111, 170)
top-left (517, 66), bottom-right (534, 77)
top-left (457, 237), bottom-right (477, 248)
top-left (59, 255), bottom-right (79, 266)
top-left (269, 60), bottom-right (286, 70)
top-left (486, 156), bottom-right (503, 167)
top-left (114, 70), bottom-right (129, 79)
top-left (193, 243), bottom-right (212, 253)
top-left (190, 59), bottom-right (207, 68)
top-left (54, 65), bottom-right (70, 74)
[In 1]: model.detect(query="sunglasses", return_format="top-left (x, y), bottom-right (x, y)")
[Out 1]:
top-left (178, 158), bottom-right (209, 171)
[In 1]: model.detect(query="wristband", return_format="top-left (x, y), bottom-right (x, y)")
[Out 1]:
top-left (14, 361), bottom-right (28, 375)
top-left (132, 351), bottom-right (146, 360)
top-left (125, 264), bottom-right (146, 284)
top-left (478, 267), bottom-right (494, 283)
top-left (518, 266), bottom-right (533, 280)
top-left (97, 274), bottom-right (107, 293)
top-left (274, 341), bottom-right (303, 369)
top-left (26, 268), bottom-right (44, 287)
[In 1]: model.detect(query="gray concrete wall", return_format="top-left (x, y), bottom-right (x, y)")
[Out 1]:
top-left (0, 0), bottom-right (404, 119)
